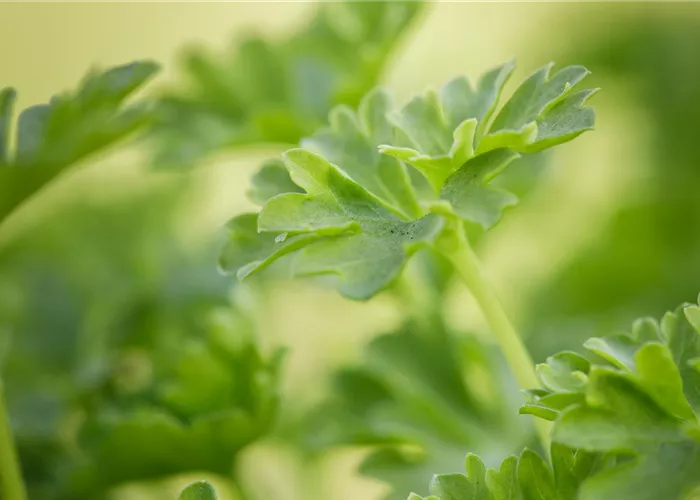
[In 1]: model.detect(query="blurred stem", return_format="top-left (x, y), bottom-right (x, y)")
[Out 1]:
top-left (0, 379), bottom-right (26, 500)
top-left (392, 260), bottom-right (436, 326)
top-left (435, 219), bottom-right (551, 451)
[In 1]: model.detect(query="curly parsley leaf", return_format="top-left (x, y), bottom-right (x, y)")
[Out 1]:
top-left (0, 61), bottom-right (158, 224)
top-left (521, 300), bottom-right (700, 499)
top-left (267, 150), bottom-right (443, 299)
top-left (380, 62), bottom-right (595, 194)
top-left (414, 445), bottom-right (604, 500)
top-left (413, 298), bottom-right (700, 500)
top-left (302, 88), bottom-right (422, 219)
top-left (222, 61), bottom-right (596, 300)
top-left (150, 1), bottom-right (425, 168)
top-left (379, 61), bottom-right (515, 191)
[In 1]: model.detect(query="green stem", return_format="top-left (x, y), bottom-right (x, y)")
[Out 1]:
top-left (436, 221), bottom-right (551, 450)
top-left (0, 379), bottom-right (26, 500)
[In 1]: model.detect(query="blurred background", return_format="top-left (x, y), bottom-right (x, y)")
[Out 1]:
top-left (0, 2), bottom-right (699, 500)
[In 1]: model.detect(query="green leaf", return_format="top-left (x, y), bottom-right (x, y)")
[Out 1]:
top-left (218, 213), bottom-right (324, 280)
top-left (550, 444), bottom-right (601, 500)
top-left (430, 474), bottom-right (476, 500)
top-left (423, 300), bottom-right (700, 500)
top-left (438, 149), bottom-right (520, 229)
top-left (487, 64), bottom-right (590, 142)
top-left (464, 454), bottom-right (492, 500)
top-left (309, 319), bottom-right (528, 500)
top-left (523, 88), bottom-right (598, 153)
top-left (485, 455), bottom-right (519, 500)
top-left (248, 159), bottom-right (303, 205)
top-left (582, 335), bottom-right (637, 371)
top-left (380, 61), bottom-right (516, 192)
top-left (536, 351), bottom-right (590, 393)
top-left (663, 306), bottom-right (700, 412)
top-left (0, 60), bottom-right (158, 224)
top-left (179, 481), bottom-right (218, 500)
top-left (441, 61), bottom-right (516, 139)
top-left (635, 343), bottom-right (697, 422)
top-left (631, 317), bottom-right (662, 343)
top-left (68, 310), bottom-right (283, 497)
top-left (517, 449), bottom-right (557, 500)
top-left (554, 368), bottom-right (685, 453)
top-left (578, 441), bottom-right (700, 500)
top-left (245, 149), bottom-right (443, 299)
top-left (519, 393), bottom-right (586, 422)
top-left (224, 61), bottom-right (596, 301)
top-left (303, 89), bottom-right (422, 218)
top-left (150, 1), bottom-right (425, 168)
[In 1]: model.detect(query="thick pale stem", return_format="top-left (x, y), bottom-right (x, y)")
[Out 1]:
top-left (0, 380), bottom-right (26, 500)
top-left (436, 221), bottom-right (551, 450)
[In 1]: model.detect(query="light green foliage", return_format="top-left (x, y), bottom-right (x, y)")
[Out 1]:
top-left (302, 89), bottom-right (422, 219)
top-left (150, 1), bottom-right (424, 168)
top-left (221, 61), bottom-right (596, 300)
top-left (0, 182), bottom-right (283, 499)
top-left (524, 300), bottom-right (700, 499)
top-left (68, 308), bottom-right (283, 496)
top-left (248, 159), bottom-right (305, 206)
top-left (380, 62), bottom-right (596, 191)
top-left (223, 149), bottom-right (443, 299)
top-left (413, 445), bottom-right (603, 500)
top-left (306, 316), bottom-right (529, 500)
top-left (416, 298), bottom-right (700, 500)
top-left (0, 61), bottom-right (158, 224)
top-left (179, 480), bottom-right (217, 500)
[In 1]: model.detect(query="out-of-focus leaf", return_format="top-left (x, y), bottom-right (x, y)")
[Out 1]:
top-left (248, 159), bottom-right (304, 206)
top-left (67, 306), bottom-right (283, 497)
top-left (150, 1), bottom-right (425, 168)
top-left (0, 177), bottom-right (284, 499)
top-left (0, 61), bottom-right (158, 224)
top-left (307, 317), bottom-right (529, 500)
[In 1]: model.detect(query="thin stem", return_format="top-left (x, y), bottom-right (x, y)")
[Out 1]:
top-left (0, 380), bottom-right (26, 500)
top-left (436, 220), bottom-right (551, 450)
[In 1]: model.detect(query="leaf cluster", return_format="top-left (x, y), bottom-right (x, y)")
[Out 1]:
top-left (306, 315), bottom-right (529, 500)
top-left (0, 183), bottom-right (281, 499)
top-left (414, 298), bottom-right (700, 500)
top-left (150, 1), bottom-right (424, 168)
top-left (0, 61), bottom-right (158, 224)
top-left (221, 60), bottom-right (597, 300)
